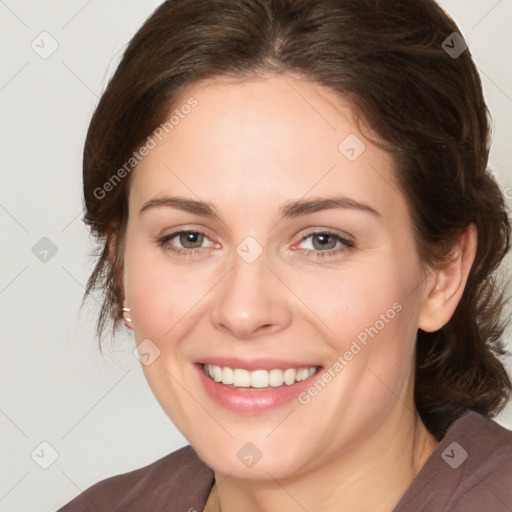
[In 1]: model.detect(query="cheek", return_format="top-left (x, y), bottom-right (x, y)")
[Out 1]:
top-left (128, 270), bottom-right (172, 338)
top-left (123, 241), bottom-right (186, 340)
top-left (339, 276), bottom-right (420, 412)
top-left (123, 245), bottom-right (221, 368)
top-left (122, 247), bottom-right (202, 427)
top-left (304, 257), bottom-right (419, 395)
top-left (288, 258), bottom-right (408, 349)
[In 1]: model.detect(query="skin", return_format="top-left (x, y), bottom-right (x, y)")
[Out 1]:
top-left (118, 73), bottom-right (477, 512)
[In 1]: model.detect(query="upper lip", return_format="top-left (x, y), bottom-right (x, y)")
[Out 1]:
top-left (198, 357), bottom-right (321, 371)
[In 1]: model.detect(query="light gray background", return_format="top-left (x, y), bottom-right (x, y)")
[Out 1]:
top-left (1, 1), bottom-right (511, 511)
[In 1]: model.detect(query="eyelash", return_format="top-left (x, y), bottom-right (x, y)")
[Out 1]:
top-left (157, 229), bottom-right (354, 259)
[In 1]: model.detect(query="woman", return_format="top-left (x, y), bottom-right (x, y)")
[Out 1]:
top-left (58, 0), bottom-right (512, 510)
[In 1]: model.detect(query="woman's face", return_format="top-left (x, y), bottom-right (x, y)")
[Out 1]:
top-left (122, 74), bottom-right (432, 479)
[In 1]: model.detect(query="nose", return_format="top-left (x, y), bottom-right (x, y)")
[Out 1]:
top-left (210, 247), bottom-right (292, 340)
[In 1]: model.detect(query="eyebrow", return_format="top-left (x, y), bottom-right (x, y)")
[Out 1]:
top-left (139, 195), bottom-right (382, 220)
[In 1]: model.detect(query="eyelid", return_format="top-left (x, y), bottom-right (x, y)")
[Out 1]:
top-left (160, 228), bottom-right (218, 248)
top-left (295, 227), bottom-right (354, 245)
top-left (159, 225), bottom-right (216, 241)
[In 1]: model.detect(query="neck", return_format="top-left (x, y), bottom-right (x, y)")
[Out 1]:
top-left (205, 406), bottom-right (439, 512)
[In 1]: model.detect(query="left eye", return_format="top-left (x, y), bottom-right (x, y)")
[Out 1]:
top-left (295, 231), bottom-right (354, 257)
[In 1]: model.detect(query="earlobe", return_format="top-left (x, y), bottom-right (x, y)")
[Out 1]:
top-left (121, 306), bottom-right (132, 330)
top-left (418, 224), bottom-right (478, 333)
top-left (106, 229), bottom-right (130, 328)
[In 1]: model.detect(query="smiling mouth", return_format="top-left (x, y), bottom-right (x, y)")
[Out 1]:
top-left (202, 364), bottom-right (321, 389)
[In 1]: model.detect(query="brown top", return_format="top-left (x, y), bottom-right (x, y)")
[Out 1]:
top-left (58, 410), bottom-right (512, 512)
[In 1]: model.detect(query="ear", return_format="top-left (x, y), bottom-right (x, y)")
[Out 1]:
top-left (418, 224), bottom-right (478, 332)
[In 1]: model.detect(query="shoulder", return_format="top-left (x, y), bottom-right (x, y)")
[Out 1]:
top-left (450, 411), bottom-right (512, 510)
top-left (57, 444), bottom-right (214, 512)
top-left (394, 410), bottom-right (512, 512)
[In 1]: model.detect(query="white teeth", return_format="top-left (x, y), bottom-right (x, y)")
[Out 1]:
top-left (204, 364), bottom-right (318, 388)
top-left (212, 365), bottom-right (223, 382)
top-left (222, 366), bottom-right (233, 385)
top-left (268, 369), bottom-right (284, 387)
top-left (233, 368), bottom-right (251, 387)
top-left (297, 368), bottom-right (310, 381)
top-left (283, 368), bottom-right (296, 385)
top-left (251, 370), bottom-right (269, 388)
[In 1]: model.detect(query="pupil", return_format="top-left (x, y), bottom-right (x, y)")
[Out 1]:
top-left (314, 234), bottom-right (335, 250)
top-left (181, 232), bottom-right (202, 248)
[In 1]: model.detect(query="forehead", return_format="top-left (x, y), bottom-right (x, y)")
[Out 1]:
top-left (129, 74), bottom-right (406, 223)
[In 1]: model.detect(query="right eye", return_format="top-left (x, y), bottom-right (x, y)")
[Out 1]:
top-left (157, 230), bottom-right (218, 257)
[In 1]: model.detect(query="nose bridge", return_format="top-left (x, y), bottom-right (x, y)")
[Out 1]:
top-left (210, 238), bottom-right (291, 338)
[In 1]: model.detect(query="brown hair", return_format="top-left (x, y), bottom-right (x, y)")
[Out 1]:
top-left (82, 0), bottom-right (511, 439)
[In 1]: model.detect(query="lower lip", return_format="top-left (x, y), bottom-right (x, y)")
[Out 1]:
top-left (195, 364), bottom-right (321, 414)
